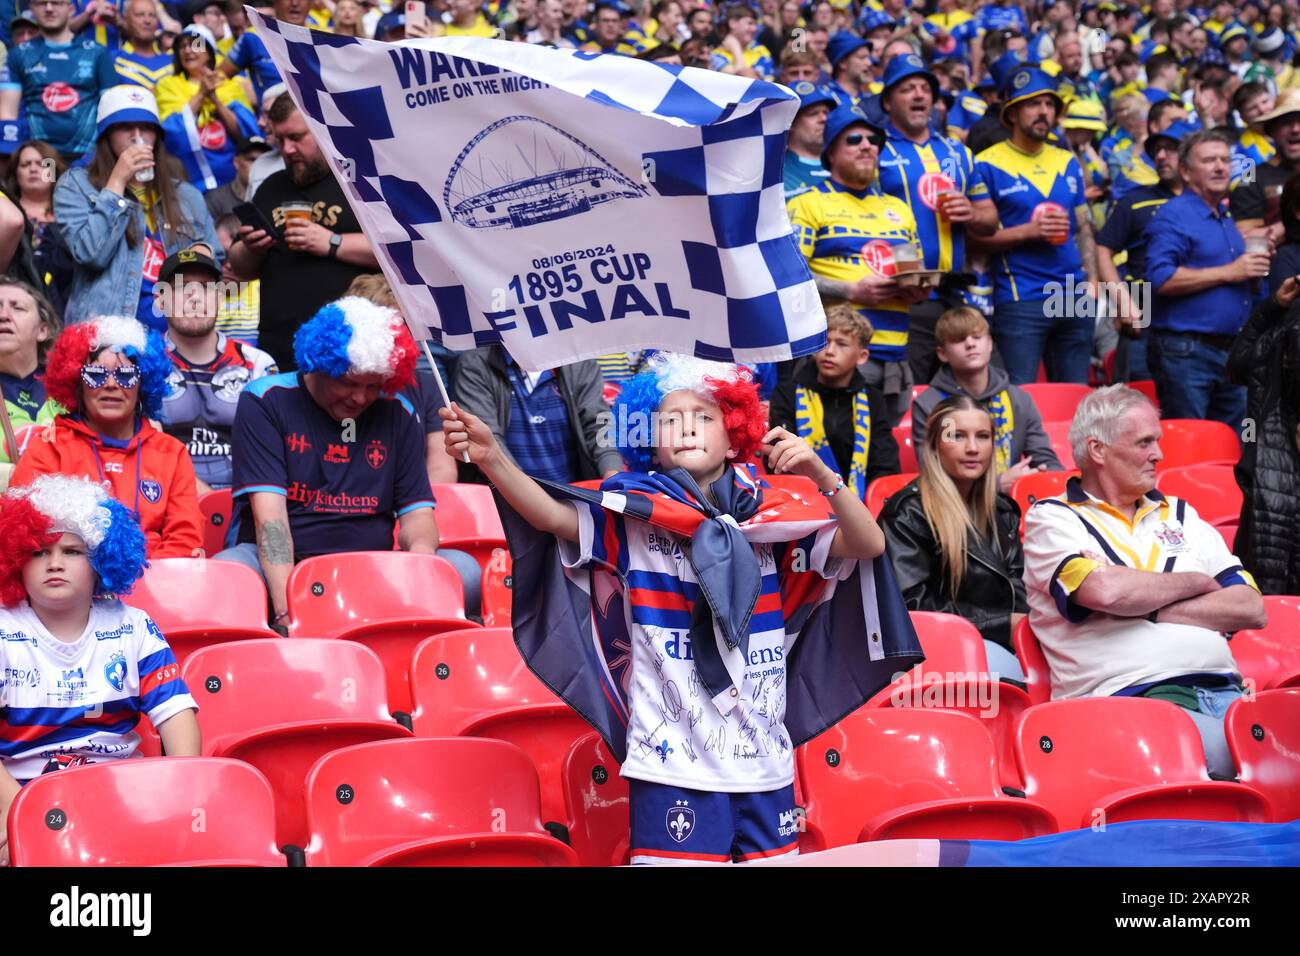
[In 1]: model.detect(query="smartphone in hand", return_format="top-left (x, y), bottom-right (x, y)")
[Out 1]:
top-left (405, 1), bottom-right (428, 36)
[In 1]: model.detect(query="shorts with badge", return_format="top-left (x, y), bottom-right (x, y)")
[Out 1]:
top-left (628, 779), bottom-right (801, 865)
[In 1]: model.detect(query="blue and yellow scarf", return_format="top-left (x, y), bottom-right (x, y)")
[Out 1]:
top-left (794, 385), bottom-right (871, 500)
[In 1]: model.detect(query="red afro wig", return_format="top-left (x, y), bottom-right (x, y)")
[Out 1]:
top-left (703, 371), bottom-right (767, 465)
top-left (386, 321), bottom-right (419, 395)
top-left (0, 497), bottom-right (60, 606)
top-left (42, 321), bottom-right (98, 415)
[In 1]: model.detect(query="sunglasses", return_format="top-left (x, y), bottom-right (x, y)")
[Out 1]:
top-left (81, 365), bottom-right (141, 390)
top-left (845, 131), bottom-right (887, 148)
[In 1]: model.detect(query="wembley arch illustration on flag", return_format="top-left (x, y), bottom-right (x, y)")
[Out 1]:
top-left (246, 9), bottom-right (827, 372)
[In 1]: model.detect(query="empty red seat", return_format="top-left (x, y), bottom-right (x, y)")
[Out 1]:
top-left (124, 558), bottom-right (278, 669)
top-left (429, 483), bottom-right (508, 571)
top-left (1041, 421), bottom-right (1076, 469)
top-left (1014, 697), bottom-right (1272, 830)
top-left (893, 423), bottom-right (917, 472)
top-left (480, 549), bottom-right (513, 627)
top-left (1156, 464), bottom-right (1242, 526)
top-left (183, 639), bottom-right (411, 847)
top-left (1010, 470), bottom-right (1079, 534)
top-left (286, 551), bottom-right (478, 712)
top-left (562, 732), bottom-right (630, 867)
top-left (1224, 689), bottom-right (1300, 822)
top-left (1020, 383), bottom-right (1092, 423)
top-left (1230, 595), bottom-right (1300, 691)
top-left (865, 472), bottom-right (916, 517)
top-left (1157, 419), bottom-right (1240, 470)
top-left (1013, 617), bottom-right (1052, 706)
top-left (1129, 380), bottom-right (1158, 408)
top-left (197, 488), bottom-right (232, 557)
top-left (410, 628), bottom-right (592, 827)
top-left (302, 738), bottom-right (578, 866)
top-left (6, 757), bottom-right (285, 866)
top-left (796, 708), bottom-right (1056, 849)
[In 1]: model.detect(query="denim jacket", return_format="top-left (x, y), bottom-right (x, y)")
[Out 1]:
top-left (53, 166), bottom-right (222, 327)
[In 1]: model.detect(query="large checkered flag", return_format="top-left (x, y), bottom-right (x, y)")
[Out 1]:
top-left (245, 9), bottom-right (826, 371)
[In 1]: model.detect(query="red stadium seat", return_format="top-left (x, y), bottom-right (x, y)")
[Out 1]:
top-left (197, 488), bottom-right (232, 557)
top-left (1014, 697), bottom-right (1272, 829)
top-left (6, 758), bottom-right (285, 867)
top-left (1224, 689), bottom-right (1300, 822)
top-left (1216, 521), bottom-right (1238, 552)
top-left (136, 713), bottom-right (162, 757)
top-left (1013, 617), bottom-right (1052, 706)
top-left (864, 472), bottom-right (916, 517)
top-left (1156, 464), bottom-right (1243, 526)
top-left (429, 483), bottom-right (508, 571)
top-left (1229, 595), bottom-right (1300, 691)
top-left (1042, 421), bottom-right (1076, 469)
top-left (1010, 470), bottom-right (1079, 534)
top-left (480, 549), bottom-right (513, 627)
top-left (409, 628), bottom-right (592, 826)
top-left (182, 639), bottom-right (412, 848)
top-left (796, 708), bottom-right (1056, 849)
top-left (893, 423), bottom-right (917, 472)
top-left (562, 732), bottom-right (630, 867)
top-left (1157, 419), bottom-right (1240, 470)
top-left (286, 552), bottom-right (477, 712)
top-left (870, 612), bottom-right (1029, 789)
top-left (1129, 380), bottom-right (1159, 408)
top-left (124, 558), bottom-right (278, 669)
top-left (1019, 383), bottom-right (1092, 423)
top-left (302, 738), bottom-right (578, 866)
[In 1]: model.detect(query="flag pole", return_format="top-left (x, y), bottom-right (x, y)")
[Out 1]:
top-left (420, 338), bottom-right (470, 463)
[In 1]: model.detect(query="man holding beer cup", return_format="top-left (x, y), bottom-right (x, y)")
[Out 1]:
top-left (874, 53), bottom-right (999, 385)
top-left (969, 65), bottom-right (1098, 385)
top-left (788, 103), bottom-right (930, 428)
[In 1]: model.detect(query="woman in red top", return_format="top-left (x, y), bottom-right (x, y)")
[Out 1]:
top-left (11, 315), bottom-right (203, 558)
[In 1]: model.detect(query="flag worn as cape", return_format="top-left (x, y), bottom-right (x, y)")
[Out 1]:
top-left (500, 464), bottom-right (924, 763)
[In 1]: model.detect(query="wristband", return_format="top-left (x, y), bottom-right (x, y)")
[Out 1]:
top-left (819, 475), bottom-right (845, 497)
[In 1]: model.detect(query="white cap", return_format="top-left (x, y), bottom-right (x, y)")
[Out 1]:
top-left (96, 85), bottom-right (160, 138)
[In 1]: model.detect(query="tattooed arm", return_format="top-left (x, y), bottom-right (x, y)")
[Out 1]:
top-left (1076, 205), bottom-right (1099, 284)
top-left (250, 492), bottom-right (295, 629)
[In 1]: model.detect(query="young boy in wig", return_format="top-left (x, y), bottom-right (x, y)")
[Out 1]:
top-left (443, 352), bottom-right (920, 864)
top-left (769, 304), bottom-right (901, 500)
top-left (0, 475), bottom-right (200, 862)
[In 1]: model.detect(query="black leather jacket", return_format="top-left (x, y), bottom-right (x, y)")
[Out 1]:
top-left (879, 480), bottom-right (1028, 650)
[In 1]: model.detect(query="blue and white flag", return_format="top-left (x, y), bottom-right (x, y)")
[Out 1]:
top-left (247, 10), bottom-right (826, 371)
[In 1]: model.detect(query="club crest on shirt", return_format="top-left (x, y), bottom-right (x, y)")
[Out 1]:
top-left (140, 479), bottom-right (162, 503)
top-left (1154, 521), bottom-right (1188, 552)
top-left (212, 365), bottom-right (251, 402)
top-left (666, 799), bottom-right (694, 843)
top-left (104, 651), bottom-right (127, 692)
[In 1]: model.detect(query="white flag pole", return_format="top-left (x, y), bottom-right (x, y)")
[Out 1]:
top-left (420, 338), bottom-right (470, 463)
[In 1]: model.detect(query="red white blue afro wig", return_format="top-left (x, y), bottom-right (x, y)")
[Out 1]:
top-left (293, 297), bottom-right (418, 393)
top-left (0, 475), bottom-right (148, 605)
top-left (44, 315), bottom-right (172, 420)
top-left (612, 352), bottom-right (765, 472)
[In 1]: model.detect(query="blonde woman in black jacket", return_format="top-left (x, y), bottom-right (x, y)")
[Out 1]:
top-left (879, 395), bottom-right (1028, 679)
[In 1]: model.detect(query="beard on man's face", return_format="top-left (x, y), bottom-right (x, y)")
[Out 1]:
top-left (288, 154), bottom-right (330, 186)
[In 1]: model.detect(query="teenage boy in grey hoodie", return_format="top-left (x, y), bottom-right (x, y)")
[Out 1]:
top-left (912, 306), bottom-right (1063, 492)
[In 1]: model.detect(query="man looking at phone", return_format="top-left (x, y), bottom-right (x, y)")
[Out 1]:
top-left (1143, 129), bottom-right (1266, 430)
top-left (227, 92), bottom-right (378, 370)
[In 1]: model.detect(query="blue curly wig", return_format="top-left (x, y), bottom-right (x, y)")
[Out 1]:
top-left (90, 497), bottom-right (149, 597)
top-left (295, 302), bottom-right (354, 379)
top-left (124, 329), bottom-right (173, 421)
top-left (611, 369), bottom-right (668, 472)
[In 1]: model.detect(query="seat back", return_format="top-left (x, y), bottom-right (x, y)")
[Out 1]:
top-left (1015, 697), bottom-right (1219, 827)
top-left (865, 472), bottom-right (916, 517)
top-left (1129, 380), bottom-right (1158, 408)
top-left (893, 423), bottom-right (917, 472)
top-left (429, 483), bottom-right (508, 569)
top-left (1041, 421), bottom-right (1076, 469)
top-left (1224, 689), bottom-right (1300, 822)
top-left (1020, 383), bottom-right (1093, 423)
top-left (1156, 464), bottom-right (1243, 526)
top-left (126, 558), bottom-right (270, 632)
top-left (7, 758), bottom-right (284, 866)
top-left (197, 488), bottom-right (233, 557)
top-left (797, 708), bottom-right (1004, 849)
top-left (1230, 595), bottom-right (1300, 691)
top-left (562, 732), bottom-right (630, 867)
top-left (1011, 470), bottom-right (1079, 524)
top-left (1013, 617), bottom-right (1053, 705)
top-left (1157, 419), bottom-right (1241, 470)
top-left (287, 551), bottom-right (466, 637)
top-left (760, 474), bottom-right (822, 500)
top-left (480, 549), bottom-right (513, 627)
top-left (303, 737), bottom-right (554, 866)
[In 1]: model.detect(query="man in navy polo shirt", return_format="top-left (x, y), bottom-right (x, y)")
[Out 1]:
top-left (217, 297), bottom-right (477, 631)
top-left (1144, 129), bottom-right (1271, 430)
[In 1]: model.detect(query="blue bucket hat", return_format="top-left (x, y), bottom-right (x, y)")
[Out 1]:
top-left (827, 30), bottom-right (870, 68)
top-left (999, 66), bottom-right (1064, 125)
top-left (792, 80), bottom-right (837, 113)
top-left (821, 102), bottom-right (885, 168)
top-left (880, 52), bottom-right (940, 101)
top-left (988, 49), bottom-right (1031, 95)
top-left (1144, 118), bottom-right (1197, 157)
top-left (1216, 23), bottom-right (1249, 48)
top-left (859, 9), bottom-right (895, 34)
